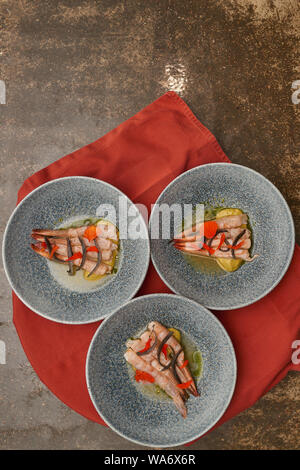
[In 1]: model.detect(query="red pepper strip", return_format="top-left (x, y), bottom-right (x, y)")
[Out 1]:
top-left (84, 225), bottom-right (97, 242)
top-left (216, 233), bottom-right (226, 250)
top-left (179, 359), bottom-right (189, 369)
top-left (202, 235), bottom-right (227, 255)
top-left (66, 252), bottom-right (83, 261)
top-left (176, 379), bottom-right (193, 389)
top-left (202, 242), bottom-right (215, 255)
top-left (227, 240), bottom-right (245, 250)
top-left (161, 343), bottom-right (169, 360)
top-left (137, 337), bottom-right (152, 355)
top-left (135, 370), bottom-right (155, 383)
top-left (86, 246), bottom-right (99, 252)
top-left (49, 245), bottom-right (59, 259)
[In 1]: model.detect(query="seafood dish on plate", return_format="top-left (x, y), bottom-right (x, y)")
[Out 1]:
top-left (150, 163), bottom-right (295, 309)
top-left (86, 293), bottom-right (237, 447)
top-left (31, 218), bottom-right (119, 281)
top-left (2, 176), bottom-right (150, 323)
top-left (172, 207), bottom-right (258, 273)
top-left (124, 321), bottom-right (201, 418)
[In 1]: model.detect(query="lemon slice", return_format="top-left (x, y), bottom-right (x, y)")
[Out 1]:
top-left (216, 208), bottom-right (243, 218)
top-left (168, 327), bottom-right (181, 343)
top-left (216, 258), bottom-right (243, 272)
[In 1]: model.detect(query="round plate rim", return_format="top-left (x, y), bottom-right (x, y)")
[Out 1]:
top-left (149, 163), bottom-right (295, 310)
top-left (85, 293), bottom-right (237, 448)
top-left (2, 176), bottom-right (150, 324)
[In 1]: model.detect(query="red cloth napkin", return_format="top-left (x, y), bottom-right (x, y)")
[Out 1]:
top-left (13, 92), bottom-right (300, 441)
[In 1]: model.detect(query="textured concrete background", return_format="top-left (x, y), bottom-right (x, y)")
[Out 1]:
top-left (0, 0), bottom-right (299, 450)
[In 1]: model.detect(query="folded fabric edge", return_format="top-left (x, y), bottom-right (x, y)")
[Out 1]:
top-left (16, 92), bottom-right (180, 202)
top-left (17, 91), bottom-right (231, 202)
top-left (165, 91), bottom-right (231, 164)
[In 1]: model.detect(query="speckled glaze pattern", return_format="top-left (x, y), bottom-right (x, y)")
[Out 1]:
top-left (2, 177), bottom-right (150, 324)
top-left (150, 164), bottom-right (295, 310)
top-left (86, 294), bottom-right (237, 448)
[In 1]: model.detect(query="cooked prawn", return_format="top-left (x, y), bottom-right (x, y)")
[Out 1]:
top-left (124, 349), bottom-right (187, 418)
top-left (31, 220), bottom-right (119, 277)
top-left (31, 234), bottom-right (114, 262)
top-left (126, 332), bottom-right (187, 400)
top-left (148, 321), bottom-right (199, 397)
top-left (31, 243), bottom-right (112, 276)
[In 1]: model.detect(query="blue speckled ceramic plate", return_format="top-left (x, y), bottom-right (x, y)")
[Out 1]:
top-left (149, 164), bottom-right (295, 310)
top-left (2, 177), bottom-right (150, 324)
top-left (86, 294), bottom-right (236, 448)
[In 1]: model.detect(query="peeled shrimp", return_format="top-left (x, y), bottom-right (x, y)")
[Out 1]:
top-left (174, 244), bottom-right (256, 261)
top-left (31, 228), bottom-right (117, 251)
top-left (177, 215), bottom-right (248, 239)
top-left (148, 321), bottom-right (198, 397)
top-left (173, 216), bottom-right (258, 262)
top-left (96, 221), bottom-right (118, 242)
top-left (126, 332), bottom-right (187, 400)
top-left (31, 234), bottom-right (114, 262)
top-left (124, 349), bottom-right (187, 418)
top-left (31, 243), bottom-right (112, 275)
top-left (215, 214), bottom-right (248, 230)
top-left (31, 220), bottom-right (119, 278)
top-left (174, 227), bottom-right (251, 243)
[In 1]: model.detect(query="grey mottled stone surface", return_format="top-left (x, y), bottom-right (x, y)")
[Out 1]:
top-left (0, 0), bottom-right (299, 450)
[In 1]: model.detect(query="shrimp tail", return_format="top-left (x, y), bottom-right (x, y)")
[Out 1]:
top-left (173, 396), bottom-right (187, 418)
top-left (32, 228), bottom-right (66, 237)
top-left (31, 243), bottom-right (50, 258)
